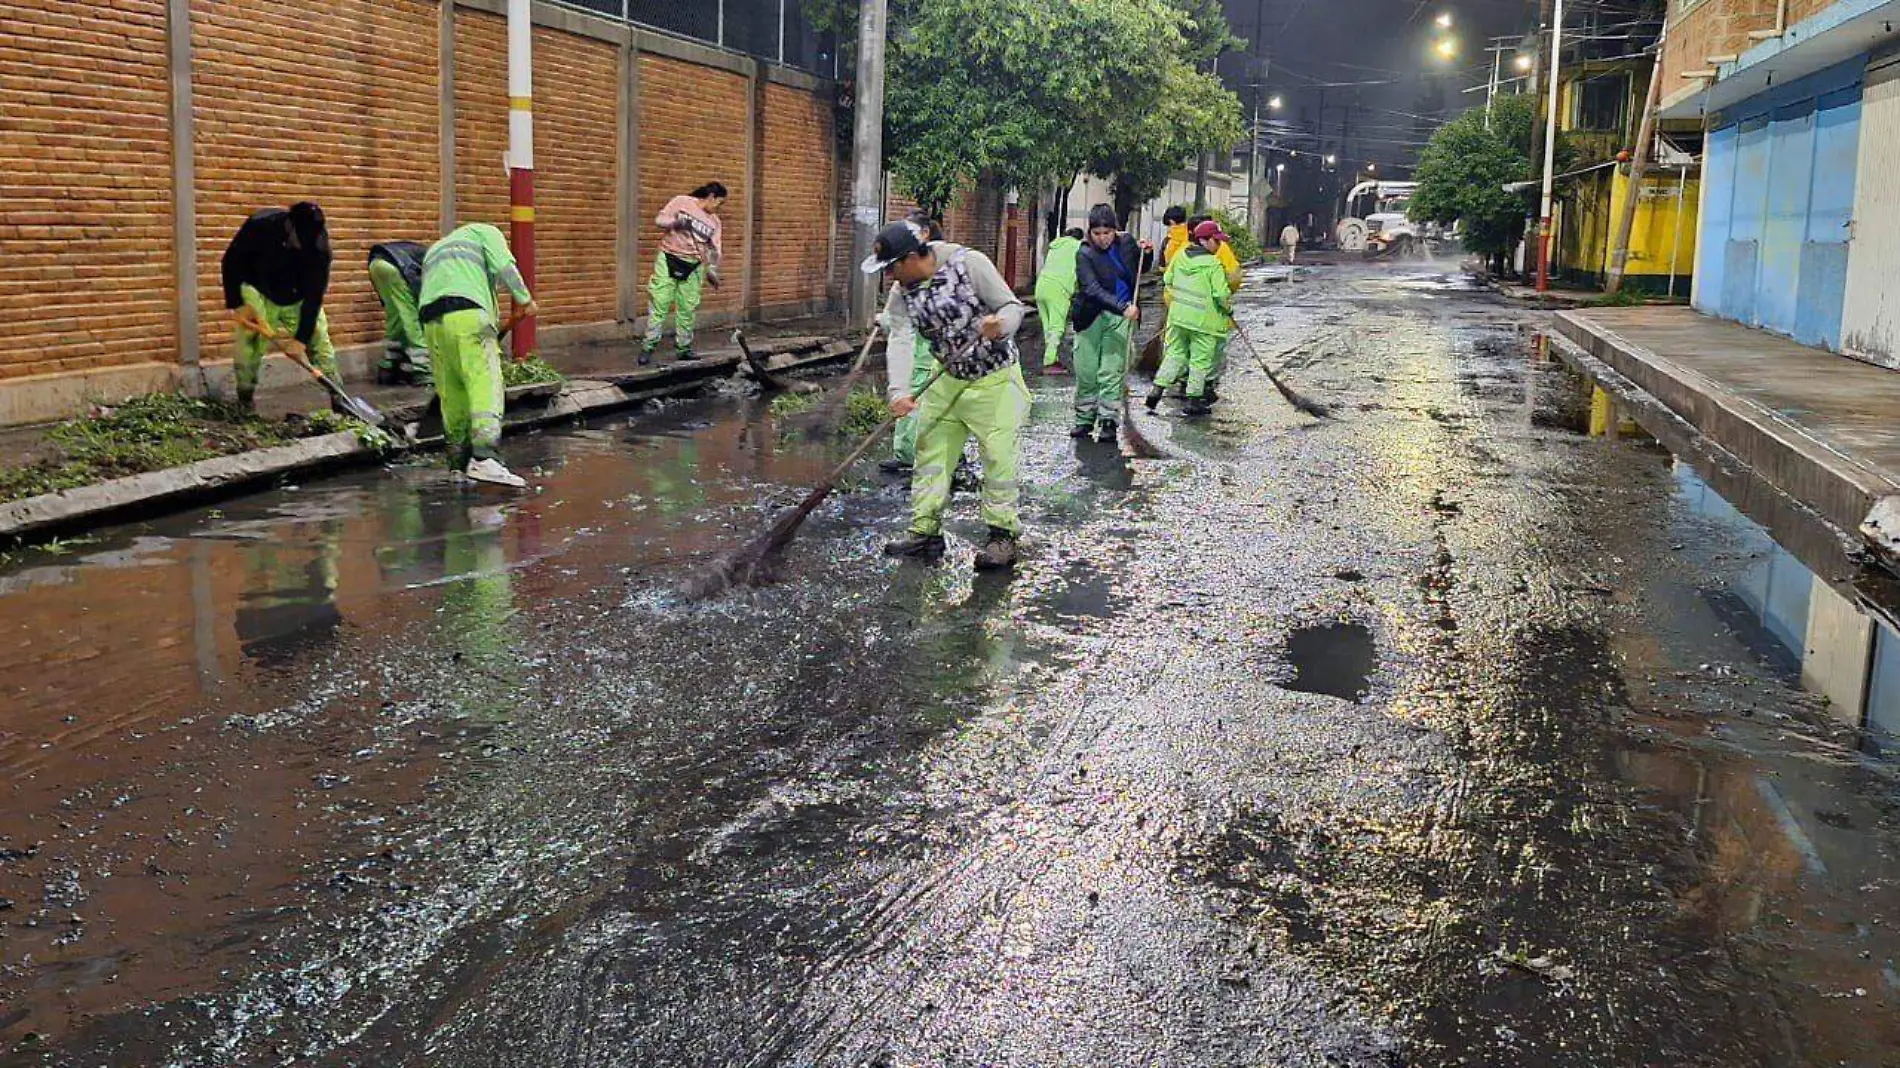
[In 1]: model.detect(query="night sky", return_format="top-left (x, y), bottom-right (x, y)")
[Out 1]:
top-left (1217, 0), bottom-right (1544, 176)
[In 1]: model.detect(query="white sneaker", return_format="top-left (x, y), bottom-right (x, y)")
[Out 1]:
top-left (465, 457), bottom-right (528, 489)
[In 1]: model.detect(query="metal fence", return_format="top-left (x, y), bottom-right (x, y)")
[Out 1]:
top-left (553, 0), bottom-right (839, 76)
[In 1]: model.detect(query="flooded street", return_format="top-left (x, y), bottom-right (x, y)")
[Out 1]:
top-left (3, 262), bottom-right (1897, 1067)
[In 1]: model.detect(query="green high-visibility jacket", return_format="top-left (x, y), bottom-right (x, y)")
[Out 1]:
top-left (420, 223), bottom-right (533, 325)
top-left (1034, 236), bottom-right (1082, 300)
top-left (1163, 246), bottom-right (1232, 335)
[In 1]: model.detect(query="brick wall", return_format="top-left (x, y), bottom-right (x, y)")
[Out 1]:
top-left (0, 1), bottom-right (846, 412)
top-left (456, 14), bottom-right (619, 325)
top-left (0, 0), bottom-right (175, 381)
top-left (758, 83), bottom-right (834, 311)
top-left (637, 54), bottom-right (750, 321)
top-left (191, 0), bottom-right (441, 359)
top-left (1660, 0), bottom-right (1777, 95)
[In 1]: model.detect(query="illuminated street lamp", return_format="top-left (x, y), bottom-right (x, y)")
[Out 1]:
top-left (1435, 11), bottom-right (1452, 28)
top-left (1269, 94), bottom-right (1284, 109)
top-left (1514, 53), bottom-right (1533, 71)
top-left (1434, 37), bottom-right (1458, 59)
top-left (1325, 154), bottom-right (1337, 165)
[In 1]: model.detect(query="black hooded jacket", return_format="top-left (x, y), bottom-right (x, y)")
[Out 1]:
top-left (1071, 232), bottom-right (1143, 332)
top-left (221, 208), bottom-right (332, 345)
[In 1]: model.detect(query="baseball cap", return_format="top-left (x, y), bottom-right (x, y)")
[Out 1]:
top-left (1192, 220), bottom-right (1228, 243)
top-left (859, 220), bottom-right (929, 273)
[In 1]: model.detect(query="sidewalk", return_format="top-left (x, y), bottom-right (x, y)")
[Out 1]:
top-left (1550, 306), bottom-right (1900, 557)
top-left (0, 320), bottom-right (862, 543)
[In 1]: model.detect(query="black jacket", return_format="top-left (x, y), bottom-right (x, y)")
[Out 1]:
top-left (1072, 233), bottom-right (1143, 331)
top-left (368, 240), bottom-right (427, 298)
top-left (221, 209), bottom-right (332, 345)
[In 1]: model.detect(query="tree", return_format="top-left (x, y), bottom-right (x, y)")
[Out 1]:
top-left (1410, 95), bottom-right (1565, 276)
top-left (806, 0), bottom-right (1242, 223)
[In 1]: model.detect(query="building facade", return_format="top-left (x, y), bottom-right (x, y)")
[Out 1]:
top-left (1660, 0), bottom-right (1900, 363)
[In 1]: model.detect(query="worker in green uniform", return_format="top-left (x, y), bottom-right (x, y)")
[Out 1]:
top-left (1070, 205), bottom-right (1145, 442)
top-left (642, 182), bottom-right (727, 364)
top-left (865, 219), bottom-right (1029, 571)
top-left (368, 240), bottom-right (432, 386)
top-left (418, 222), bottom-right (538, 488)
top-left (220, 202), bottom-right (335, 412)
top-left (1034, 228), bottom-right (1083, 374)
top-left (1147, 220), bottom-right (1234, 418)
top-left (882, 212), bottom-right (942, 475)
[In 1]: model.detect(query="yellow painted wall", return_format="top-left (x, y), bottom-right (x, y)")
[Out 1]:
top-left (1601, 168), bottom-right (1699, 280)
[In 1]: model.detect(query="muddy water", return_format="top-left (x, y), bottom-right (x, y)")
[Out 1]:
top-left (1, 265), bottom-right (1896, 1067)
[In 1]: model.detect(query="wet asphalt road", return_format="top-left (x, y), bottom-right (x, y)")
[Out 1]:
top-left (2, 261), bottom-right (1898, 1067)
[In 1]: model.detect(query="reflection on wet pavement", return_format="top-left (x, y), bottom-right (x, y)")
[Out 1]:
top-left (1, 263), bottom-right (1895, 1068)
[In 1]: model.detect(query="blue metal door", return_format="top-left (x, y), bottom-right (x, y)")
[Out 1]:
top-left (1757, 105), bottom-right (1817, 335)
top-left (1724, 116), bottom-right (1771, 325)
top-left (1797, 87), bottom-right (1861, 348)
top-left (1697, 122), bottom-right (1737, 314)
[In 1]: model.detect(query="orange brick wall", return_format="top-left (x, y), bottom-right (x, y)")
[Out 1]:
top-left (758, 83), bottom-right (834, 310)
top-left (0, 0), bottom-right (175, 381)
top-left (1660, 0), bottom-right (1777, 94)
top-left (191, 0), bottom-right (440, 360)
top-left (0, 2), bottom-right (847, 398)
top-left (454, 13), bottom-right (618, 325)
top-left (637, 54), bottom-right (750, 320)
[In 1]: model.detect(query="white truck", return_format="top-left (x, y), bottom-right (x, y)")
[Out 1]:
top-left (1338, 180), bottom-right (1427, 257)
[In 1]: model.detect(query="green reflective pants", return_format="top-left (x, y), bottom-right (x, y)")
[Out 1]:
top-left (643, 256), bottom-right (705, 354)
top-left (1035, 291), bottom-right (1073, 367)
top-left (425, 309), bottom-right (504, 469)
top-left (910, 362), bottom-right (1030, 537)
top-left (891, 338), bottom-right (937, 465)
top-left (234, 284), bottom-right (337, 406)
top-left (368, 258), bottom-right (429, 380)
top-left (1072, 313), bottom-right (1130, 427)
top-left (1156, 323), bottom-right (1224, 399)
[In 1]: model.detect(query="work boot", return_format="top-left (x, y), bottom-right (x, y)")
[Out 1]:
top-left (883, 531), bottom-right (946, 560)
top-left (1205, 381), bottom-right (1220, 404)
top-left (1183, 396), bottom-right (1212, 417)
top-left (1094, 419), bottom-right (1117, 443)
top-left (236, 389), bottom-right (256, 414)
top-left (376, 361), bottom-right (403, 386)
top-left (878, 457), bottom-right (913, 475)
top-left (465, 456), bottom-right (528, 489)
top-left (1069, 422), bottom-right (1095, 439)
top-left (973, 527), bottom-right (1019, 571)
top-left (1145, 385), bottom-right (1165, 411)
top-left (675, 348), bottom-right (698, 362)
top-left (638, 343), bottom-right (657, 367)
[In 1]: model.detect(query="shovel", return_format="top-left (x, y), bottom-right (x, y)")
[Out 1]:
top-left (254, 326), bottom-right (392, 430)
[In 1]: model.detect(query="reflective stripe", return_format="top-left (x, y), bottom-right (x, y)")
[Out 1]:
top-left (425, 244), bottom-right (486, 269)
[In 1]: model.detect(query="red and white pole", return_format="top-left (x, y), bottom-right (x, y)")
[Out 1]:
top-left (1536, 0), bottom-right (1563, 293)
top-left (507, 0), bottom-right (536, 359)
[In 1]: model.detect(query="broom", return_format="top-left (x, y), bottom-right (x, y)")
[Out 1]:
top-left (1115, 261), bottom-right (1163, 457)
top-left (684, 363), bottom-right (951, 597)
top-left (1232, 323), bottom-right (1332, 419)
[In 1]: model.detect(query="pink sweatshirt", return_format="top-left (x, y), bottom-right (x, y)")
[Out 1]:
top-left (656, 195), bottom-right (723, 262)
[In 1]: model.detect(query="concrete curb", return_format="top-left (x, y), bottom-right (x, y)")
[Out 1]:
top-left (0, 337), bottom-right (860, 545)
top-left (1550, 311), bottom-right (1890, 565)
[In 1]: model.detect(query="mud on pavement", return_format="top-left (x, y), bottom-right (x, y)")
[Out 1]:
top-left (2, 262), bottom-right (1896, 1067)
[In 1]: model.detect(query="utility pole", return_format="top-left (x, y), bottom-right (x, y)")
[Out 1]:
top-left (846, 0), bottom-right (888, 327)
top-left (1604, 17), bottom-right (1667, 295)
top-left (1485, 43), bottom-right (1504, 128)
top-left (507, 0), bottom-right (535, 359)
top-left (1536, 0), bottom-right (1563, 292)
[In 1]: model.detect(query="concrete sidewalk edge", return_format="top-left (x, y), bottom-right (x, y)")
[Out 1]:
top-left (1552, 310), bottom-right (1897, 549)
top-left (0, 339), bottom-right (861, 545)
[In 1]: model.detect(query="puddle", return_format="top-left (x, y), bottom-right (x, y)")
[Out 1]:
top-left (1280, 622), bottom-right (1376, 702)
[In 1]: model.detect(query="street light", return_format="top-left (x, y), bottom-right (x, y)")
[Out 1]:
top-left (1268, 94), bottom-right (1283, 109)
top-left (1366, 162), bottom-right (1377, 172)
top-left (1434, 37), bottom-right (1458, 59)
top-left (1435, 10), bottom-right (1452, 28)
top-left (1514, 53), bottom-right (1533, 71)
top-left (1325, 154), bottom-right (1337, 165)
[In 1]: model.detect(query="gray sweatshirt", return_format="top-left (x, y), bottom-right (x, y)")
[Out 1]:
top-left (877, 242), bottom-right (1026, 402)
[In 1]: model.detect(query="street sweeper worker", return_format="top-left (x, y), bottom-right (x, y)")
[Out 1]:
top-left (1185, 212), bottom-right (1244, 400)
top-left (1033, 228), bottom-right (1084, 374)
top-left (865, 218), bottom-right (1029, 571)
top-left (221, 202), bottom-right (336, 412)
top-left (1070, 205), bottom-right (1144, 441)
top-left (1159, 205), bottom-right (1191, 296)
top-left (1148, 220), bottom-right (1234, 417)
top-left (881, 211), bottom-right (944, 475)
top-left (367, 240), bottom-right (431, 386)
top-left (641, 181), bottom-right (726, 365)
top-left (418, 222), bottom-right (538, 488)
